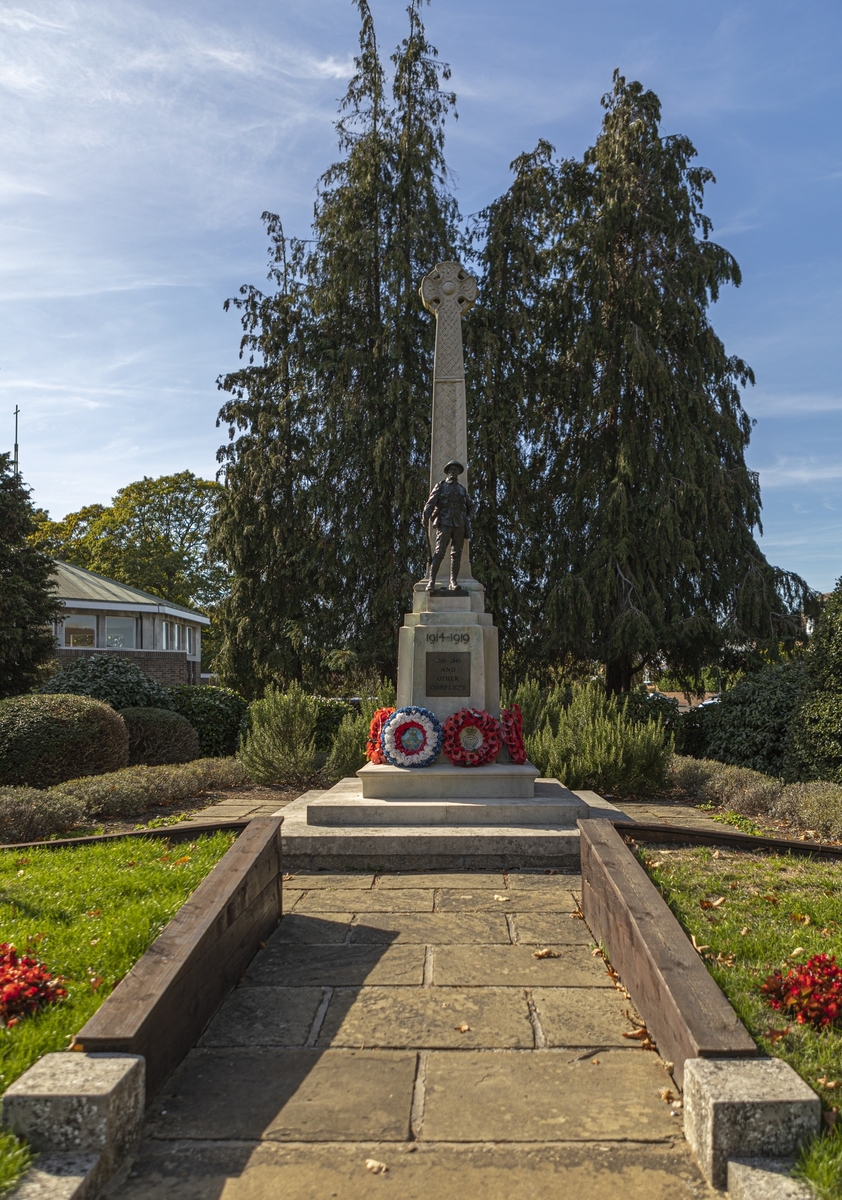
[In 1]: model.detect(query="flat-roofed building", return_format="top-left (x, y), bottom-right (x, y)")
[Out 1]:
top-left (51, 559), bottom-right (209, 686)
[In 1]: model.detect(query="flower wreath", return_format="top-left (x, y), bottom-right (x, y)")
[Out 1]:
top-left (366, 707), bottom-right (396, 764)
top-left (500, 704), bottom-right (527, 765)
top-left (442, 707), bottom-right (502, 768)
top-left (381, 706), bottom-right (443, 768)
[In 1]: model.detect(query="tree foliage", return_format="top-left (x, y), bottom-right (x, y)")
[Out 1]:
top-left (0, 454), bottom-right (62, 698)
top-left (211, 8), bottom-right (809, 698)
top-left (790, 584), bottom-right (842, 783)
top-left (468, 73), bottom-right (809, 693)
top-left (211, 0), bottom-right (459, 695)
top-left (31, 472), bottom-right (224, 611)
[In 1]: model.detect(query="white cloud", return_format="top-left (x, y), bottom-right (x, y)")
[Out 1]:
top-left (759, 459), bottom-right (842, 488)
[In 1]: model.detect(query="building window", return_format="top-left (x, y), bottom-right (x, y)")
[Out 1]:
top-left (106, 617), bottom-right (136, 649)
top-left (162, 621), bottom-right (182, 650)
top-left (65, 615), bottom-right (96, 647)
top-left (186, 626), bottom-right (195, 655)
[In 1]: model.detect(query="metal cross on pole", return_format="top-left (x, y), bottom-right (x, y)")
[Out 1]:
top-left (13, 405), bottom-right (20, 480)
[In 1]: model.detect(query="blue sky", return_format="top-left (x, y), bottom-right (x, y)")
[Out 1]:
top-left (2, 0), bottom-right (840, 589)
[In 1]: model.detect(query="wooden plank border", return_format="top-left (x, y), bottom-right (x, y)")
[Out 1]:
top-left (1, 819), bottom-right (252, 852)
top-left (614, 819), bottom-right (842, 861)
top-left (579, 819), bottom-right (756, 1088)
top-left (72, 815), bottom-right (283, 1099)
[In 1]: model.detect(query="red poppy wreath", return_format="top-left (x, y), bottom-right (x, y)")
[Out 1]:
top-left (500, 703), bottom-right (527, 765)
top-left (365, 707), bottom-right (395, 764)
top-left (442, 707), bottom-right (502, 768)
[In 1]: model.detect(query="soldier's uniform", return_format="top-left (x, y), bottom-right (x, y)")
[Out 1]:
top-left (423, 466), bottom-right (472, 589)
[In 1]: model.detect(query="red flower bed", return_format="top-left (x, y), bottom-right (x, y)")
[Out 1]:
top-left (501, 704), bottom-right (527, 765)
top-left (0, 943), bottom-right (67, 1028)
top-left (366, 707), bottom-right (396, 765)
top-left (761, 953), bottom-right (842, 1028)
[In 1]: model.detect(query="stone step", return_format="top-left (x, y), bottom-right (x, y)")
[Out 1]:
top-left (357, 762), bottom-right (541, 800)
top-left (307, 794), bottom-right (585, 827)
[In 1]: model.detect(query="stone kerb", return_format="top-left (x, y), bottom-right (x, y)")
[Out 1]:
top-left (683, 1057), bottom-right (821, 1190)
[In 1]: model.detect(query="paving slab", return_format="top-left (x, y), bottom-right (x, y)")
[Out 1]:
top-left (292, 888), bottom-right (435, 913)
top-left (532, 987), bottom-right (642, 1047)
top-left (198, 987), bottom-right (323, 1048)
top-left (317, 986), bottom-right (534, 1049)
top-left (150, 1048), bottom-right (416, 1142)
top-left (244, 943), bottom-right (425, 988)
top-left (436, 888), bottom-right (580, 912)
top-left (513, 912), bottom-right (593, 945)
top-left (432, 944), bottom-right (613, 987)
top-left (348, 912), bottom-right (510, 944)
top-left (374, 872), bottom-right (506, 889)
top-left (287, 874), bottom-right (376, 889)
top-left (273, 914), bottom-right (355, 944)
top-left (505, 872), bottom-right (582, 890)
top-left (117, 1139), bottom-right (714, 1199)
top-left (421, 1048), bottom-right (677, 1142)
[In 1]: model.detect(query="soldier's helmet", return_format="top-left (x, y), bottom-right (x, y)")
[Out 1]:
top-left (443, 460), bottom-right (464, 476)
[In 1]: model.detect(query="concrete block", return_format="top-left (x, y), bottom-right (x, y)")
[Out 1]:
top-left (8, 1153), bottom-right (100, 1200)
top-left (683, 1058), bottom-right (820, 1190)
top-left (728, 1158), bottom-right (814, 1200)
top-left (1, 1053), bottom-right (144, 1184)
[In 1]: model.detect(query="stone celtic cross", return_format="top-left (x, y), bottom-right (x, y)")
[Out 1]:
top-left (419, 261), bottom-right (477, 493)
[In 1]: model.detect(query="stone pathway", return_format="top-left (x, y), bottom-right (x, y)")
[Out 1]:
top-left (114, 871), bottom-right (713, 1199)
top-left (611, 796), bottom-right (725, 831)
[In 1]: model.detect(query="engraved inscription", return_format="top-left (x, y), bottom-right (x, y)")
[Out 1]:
top-left (426, 651), bottom-right (471, 697)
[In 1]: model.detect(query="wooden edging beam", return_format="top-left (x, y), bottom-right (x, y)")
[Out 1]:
top-left (578, 819), bottom-right (756, 1089)
top-left (72, 815), bottom-right (284, 1100)
top-left (0, 819), bottom-right (252, 852)
top-left (613, 818), bottom-right (842, 860)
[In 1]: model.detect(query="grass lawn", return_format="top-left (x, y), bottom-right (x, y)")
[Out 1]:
top-left (644, 845), bottom-right (842, 1199)
top-left (0, 831), bottom-right (237, 1194)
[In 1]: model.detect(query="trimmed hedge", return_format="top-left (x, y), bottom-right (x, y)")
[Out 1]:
top-left (120, 707), bottom-right (200, 766)
top-left (168, 685), bottom-right (248, 757)
top-left (0, 787), bottom-right (87, 844)
top-left (53, 757), bottom-right (251, 819)
top-left (42, 655), bottom-right (174, 711)
top-left (0, 694), bottom-right (129, 787)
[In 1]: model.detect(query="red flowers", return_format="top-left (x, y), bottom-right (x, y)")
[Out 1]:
top-left (761, 953), bottom-right (842, 1028)
top-left (442, 708), bottom-right (502, 767)
top-left (0, 943), bottom-right (67, 1028)
top-left (500, 704), bottom-right (527, 765)
top-left (366, 707), bottom-right (395, 765)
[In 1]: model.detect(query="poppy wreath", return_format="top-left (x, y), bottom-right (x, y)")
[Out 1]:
top-left (366, 707), bottom-right (396, 764)
top-left (442, 707), bottom-right (502, 768)
top-left (500, 704), bottom-right (527, 765)
top-left (381, 706), bottom-right (443, 768)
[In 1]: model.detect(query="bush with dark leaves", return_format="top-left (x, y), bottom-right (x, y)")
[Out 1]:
top-left (119, 707), bottom-right (200, 766)
top-left (42, 655), bottom-right (174, 711)
top-left (0, 694), bottom-right (128, 787)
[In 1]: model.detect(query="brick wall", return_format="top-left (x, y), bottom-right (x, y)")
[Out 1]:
top-left (55, 649), bottom-right (199, 687)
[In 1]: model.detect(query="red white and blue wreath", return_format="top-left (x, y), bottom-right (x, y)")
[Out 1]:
top-left (381, 706), bottom-right (443, 768)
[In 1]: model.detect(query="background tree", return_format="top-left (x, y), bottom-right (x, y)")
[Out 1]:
top-left (484, 73), bottom-right (810, 693)
top-left (31, 472), bottom-right (224, 611)
top-left (0, 454), bottom-right (62, 697)
top-left (212, 0), bottom-right (459, 695)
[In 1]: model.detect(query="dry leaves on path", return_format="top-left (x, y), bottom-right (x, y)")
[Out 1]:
top-left (533, 948), bottom-right (561, 959)
top-left (365, 1159), bottom-right (388, 1174)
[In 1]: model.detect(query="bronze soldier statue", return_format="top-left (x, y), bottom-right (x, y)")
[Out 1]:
top-left (422, 460), bottom-right (472, 592)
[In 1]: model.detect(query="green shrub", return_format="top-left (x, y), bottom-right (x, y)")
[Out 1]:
top-left (622, 687), bottom-right (680, 737)
top-left (120, 707), bottom-right (200, 766)
top-left (669, 756), bottom-right (783, 814)
top-left (696, 662), bottom-right (807, 778)
top-left (322, 679), bottom-right (396, 782)
top-left (785, 584), bottom-right (842, 784)
top-left (54, 757), bottom-right (251, 819)
top-left (774, 780), bottom-right (842, 841)
top-left (525, 681), bottom-right (673, 794)
top-left (0, 694), bottom-right (129, 787)
top-left (168, 685), bottom-right (248, 757)
top-left (674, 704), bottom-right (712, 757)
top-left (42, 654), bottom-right (174, 710)
top-left (0, 786), bottom-right (87, 843)
top-left (313, 697), bottom-right (357, 753)
top-left (238, 682), bottom-right (320, 787)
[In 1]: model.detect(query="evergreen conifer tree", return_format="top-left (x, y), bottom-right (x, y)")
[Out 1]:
top-left (0, 454), bottom-right (62, 697)
top-left (212, 0), bottom-right (459, 693)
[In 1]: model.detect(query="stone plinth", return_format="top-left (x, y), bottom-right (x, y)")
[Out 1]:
top-left (396, 584), bottom-right (500, 721)
top-left (358, 762), bottom-right (538, 800)
top-left (309, 776), bottom-right (584, 826)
